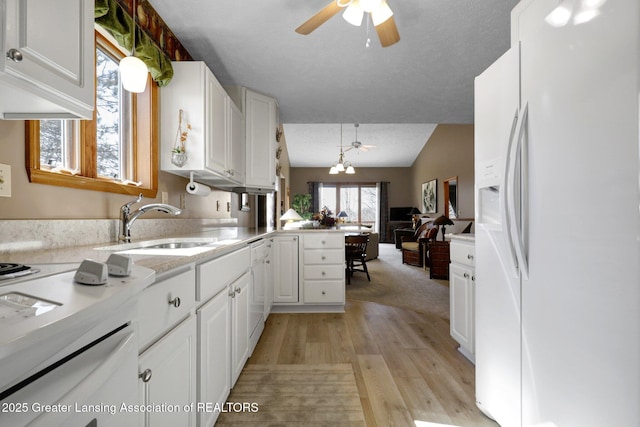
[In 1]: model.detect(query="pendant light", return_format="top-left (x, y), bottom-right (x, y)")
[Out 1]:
top-left (120, 0), bottom-right (148, 93)
top-left (329, 124), bottom-right (356, 175)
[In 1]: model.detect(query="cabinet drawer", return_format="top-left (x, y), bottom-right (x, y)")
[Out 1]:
top-left (304, 249), bottom-right (343, 264)
top-left (138, 269), bottom-right (196, 350)
top-left (450, 241), bottom-right (475, 267)
top-left (304, 281), bottom-right (345, 304)
top-left (304, 264), bottom-right (344, 280)
top-left (303, 233), bottom-right (343, 249)
top-left (198, 246), bottom-right (251, 301)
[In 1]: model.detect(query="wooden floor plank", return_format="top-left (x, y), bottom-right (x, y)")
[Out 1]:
top-left (357, 354), bottom-right (415, 426)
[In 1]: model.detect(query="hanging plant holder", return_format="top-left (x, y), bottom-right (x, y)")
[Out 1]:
top-left (171, 109), bottom-right (191, 167)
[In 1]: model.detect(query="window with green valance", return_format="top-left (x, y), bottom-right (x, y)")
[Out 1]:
top-left (95, 0), bottom-right (173, 86)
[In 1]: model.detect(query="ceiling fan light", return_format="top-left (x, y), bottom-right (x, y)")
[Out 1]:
top-left (545, 1), bottom-right (572, 27)
top-left (345, 165), bottom-right (356, 174)
top-left (360, 0), bottom-right (382, 13)
top-left (343, 2), bottom-right (364, 26)
top-left (120, 55), bottom-right (148, 93)
top-left (371, 1), bottom-right (393, 25)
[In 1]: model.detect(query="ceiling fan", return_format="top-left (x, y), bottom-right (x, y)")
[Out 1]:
top-left (295, 0), bottom-right (400, 48)
top-left (342, 123), bottom-right (376, 153)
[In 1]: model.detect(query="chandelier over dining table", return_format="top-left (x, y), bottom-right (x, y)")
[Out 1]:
top-left (329, 124), bottom-right (356, 174)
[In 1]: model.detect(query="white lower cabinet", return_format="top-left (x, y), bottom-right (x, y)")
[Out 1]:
top-left (196, 247), bottom-right (252, 426)
top-left (449, 237), bottom-right (476, 362)
top-left (197, 286), bottom-right (230, 427)
top-left (138, 315), bottom-right (197, 427)
top-left (230, 271), bottom-right (250, 385)
top-left (272, 235), bottom-right (299, 303)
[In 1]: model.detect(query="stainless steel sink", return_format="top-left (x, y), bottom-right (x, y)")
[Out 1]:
top-left (142, 242), bottom-right (210, 249)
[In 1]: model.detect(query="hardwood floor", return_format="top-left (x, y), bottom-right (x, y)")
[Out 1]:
top-left (246, 300), bottom-right (498, 427)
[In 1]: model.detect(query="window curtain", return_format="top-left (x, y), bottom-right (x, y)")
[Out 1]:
top-left (308, 182), bottom-right (321, 215)
top-left (377, 181), bottom-right (390, 242)
top-left (95, 0), bottom-right (173, 86)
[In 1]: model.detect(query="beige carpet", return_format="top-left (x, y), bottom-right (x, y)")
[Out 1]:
top-left (346, 243), bottom-right (451, 320)
top-left (216, 364), bottom-right (366, 426)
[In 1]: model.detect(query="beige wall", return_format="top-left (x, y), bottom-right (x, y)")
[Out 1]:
top-left (411, 124), bottom-right (474, 219)
top-left (0, 120), bottom-right (235, 220)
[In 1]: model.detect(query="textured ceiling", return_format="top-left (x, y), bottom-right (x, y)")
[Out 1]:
top-left (148, 0), bottom-right (518, 167)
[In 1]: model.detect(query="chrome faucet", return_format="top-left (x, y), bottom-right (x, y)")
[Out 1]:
top-left (119, 194), bottom-right (182, 242)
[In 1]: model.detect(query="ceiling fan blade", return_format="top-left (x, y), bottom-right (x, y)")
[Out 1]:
top-left (375, 16), bottom-right (400, 47)
top-left (295, 1), bottom-right (344, 35)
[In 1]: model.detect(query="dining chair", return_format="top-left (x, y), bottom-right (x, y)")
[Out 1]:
top-left (345, 234), bottom-right (370, 284)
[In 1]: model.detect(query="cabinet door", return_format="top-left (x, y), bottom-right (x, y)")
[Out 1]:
top-left (231, 271), bottom-right (250, 386)
top-left (264, 238), bottom-right (274, 316)
top-left (2, 0), bottom-right (94, 118)
top-left (206, 71), bottom-right (228, 175)
top-left (449, 263), bottom-right (474, 354)
top-left (272, 236), bottom-right (299, 303)
top-left (138, 315), bottom-right (197, 427)
top-left (228, 100), bottom-right (246, 183)
top-left (197, 289), bottom-right (231, 427)
top-left (250, 254), bottom-right (266, 339)
top-left (245, 89), bottom-right (276, 188)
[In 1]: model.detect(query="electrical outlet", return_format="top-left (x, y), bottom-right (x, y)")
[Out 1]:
top-left (161, 191), bottom-right (168, 204)
top-left (0, 164), bottom-right (11, 197)
top-left (180, 194), bottom-right (186, 210)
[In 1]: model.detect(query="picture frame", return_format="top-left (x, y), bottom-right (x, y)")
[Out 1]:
top-left (422, 179), bottom-right (437, 214)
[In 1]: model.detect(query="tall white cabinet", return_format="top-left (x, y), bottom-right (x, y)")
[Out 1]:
top-left (0, 0), bottom-right (94, 119)
top-left (244, 88), bottom-right (277, 190)
top-left (449, 235), bottom-right (475, 363)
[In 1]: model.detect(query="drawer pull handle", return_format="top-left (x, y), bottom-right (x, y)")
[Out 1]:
top-left (472, 275), bottom-right (475, 282)
top-left (235, 286), bottom-right (242, 294)
top-left (266, 260), bottom-right (270, 264)
top-left (321, 256), bottom-right (326, 260)
top-left (168, 297), bottom-right (181, 308)
top-left (229, 289), bottom-right (236, 298)
top-left (463, 273), bottom-right (470, 278)
top-left (321, 271), bottom-right (326, 276)
top-left (322, 291), bottom-right (326, 295)
top-left (139, 369), bottom-right (152, 383)
top-left (467, 254), bottom-right (474, 260)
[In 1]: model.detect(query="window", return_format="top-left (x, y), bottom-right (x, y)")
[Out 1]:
top-left (26, 31), bottom-right (158, 197)
top-left (320, 183), bottom-right (378, 228)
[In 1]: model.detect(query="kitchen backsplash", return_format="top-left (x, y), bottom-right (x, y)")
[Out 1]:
top-left (0, 218), bottom-right (237, 256)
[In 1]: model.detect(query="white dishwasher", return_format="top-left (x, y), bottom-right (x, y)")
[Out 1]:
top-left (0, 265), bottom-right (155, 427)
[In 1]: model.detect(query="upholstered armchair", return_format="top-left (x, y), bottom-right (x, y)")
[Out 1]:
top-left (401, 222), bottom-right (437, 267)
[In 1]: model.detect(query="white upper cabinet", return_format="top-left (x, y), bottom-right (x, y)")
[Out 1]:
top-left (161, 61), bottom-right (245, 185)
top-left (244, 88), bottom-right (276, 190)
top-left (0, 0), bottom-right (94, 119)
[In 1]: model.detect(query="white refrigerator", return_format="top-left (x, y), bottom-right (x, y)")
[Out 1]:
top-left (474, 0), bottom-right (639, 426)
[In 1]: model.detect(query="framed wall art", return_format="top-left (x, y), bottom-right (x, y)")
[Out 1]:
top-left (422, 179), bottom-right (437, 214)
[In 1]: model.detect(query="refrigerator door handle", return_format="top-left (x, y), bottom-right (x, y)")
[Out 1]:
top-left (507, 103), bottom-right (529, 279)
top-left (502, 108), bottom-right (521, 278)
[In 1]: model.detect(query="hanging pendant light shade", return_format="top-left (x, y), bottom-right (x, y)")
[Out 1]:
top-left (120, 0), bottom-right (148, 93)
top-left (120, 56), bottom-right (148, 92)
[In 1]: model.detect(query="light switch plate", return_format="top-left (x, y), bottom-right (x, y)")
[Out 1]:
top-left (0, 164), bottom-right (11, 197)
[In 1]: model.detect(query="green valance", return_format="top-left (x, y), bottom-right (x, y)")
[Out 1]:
top-left (95, 0), bottom-right (173, 86)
